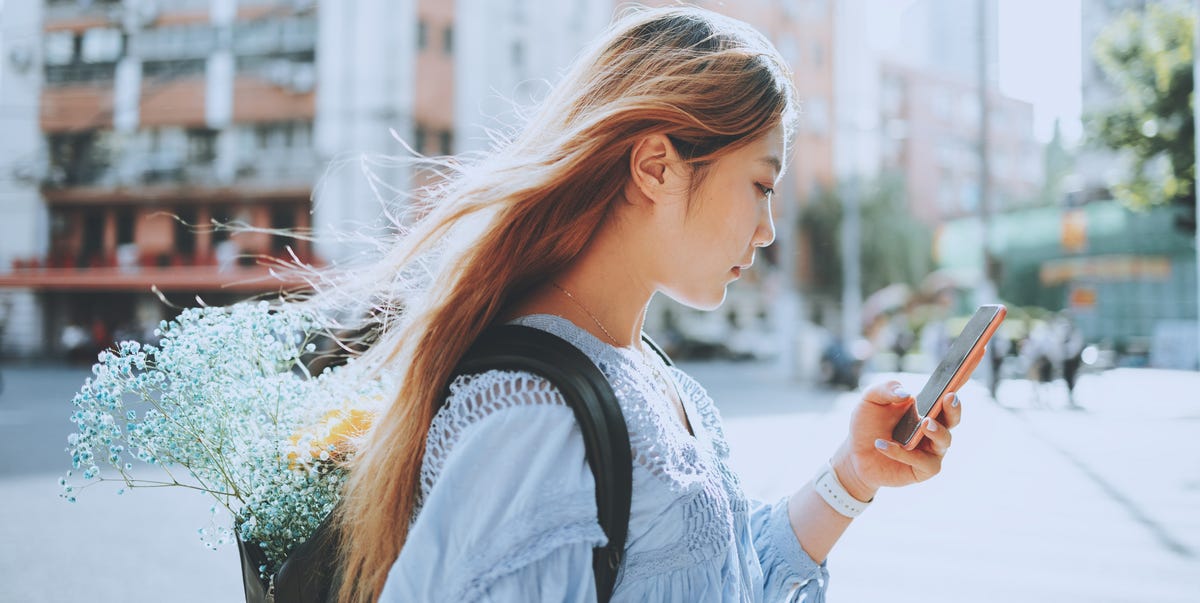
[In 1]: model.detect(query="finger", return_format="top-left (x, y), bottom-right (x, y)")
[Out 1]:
top-left (873, 438), bottom-right (943, 480)
top-left (918, 416), bottom-right (952, 456)
top-left (863, 381), bottom-right (912, 406)
top-left (940, 391), bottom-right (962, 430)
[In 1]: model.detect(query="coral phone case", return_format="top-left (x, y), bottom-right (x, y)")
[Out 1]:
top-left (892, 304), bottom-right (1007, 450)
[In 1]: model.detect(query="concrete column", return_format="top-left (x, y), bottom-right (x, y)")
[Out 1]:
top-left (0, 289), bottom-right (46, 358)
top-left (314, 0), bottom-right (417, 264)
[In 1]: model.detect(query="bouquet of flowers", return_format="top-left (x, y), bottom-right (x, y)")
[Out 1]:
top-left (60, 300), bottom-right (393, 581)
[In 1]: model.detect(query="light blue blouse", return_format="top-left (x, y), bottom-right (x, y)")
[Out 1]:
top-left (380, 315), bottom-right (828, 602)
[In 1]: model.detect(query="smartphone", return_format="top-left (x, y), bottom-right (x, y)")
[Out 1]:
top-left (891, 304), bottom-right (1007, 450)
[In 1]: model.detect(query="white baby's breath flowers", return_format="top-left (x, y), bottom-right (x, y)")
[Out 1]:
top-left (62, 301), bottom-right (393, 577)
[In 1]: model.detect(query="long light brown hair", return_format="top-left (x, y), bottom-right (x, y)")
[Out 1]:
top-left (325, 6), bottom-right (799, 601)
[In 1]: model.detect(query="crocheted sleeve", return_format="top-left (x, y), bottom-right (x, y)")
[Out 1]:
top-left (750, 498), bottom-right (829, 602)
top-left (672, 368), bottom-right (829, 601)
top-left (379, 370), bottom-right (607, 602)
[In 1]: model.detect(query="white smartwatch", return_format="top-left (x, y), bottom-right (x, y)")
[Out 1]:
top-left (814, 460), bottom-right (872, 518)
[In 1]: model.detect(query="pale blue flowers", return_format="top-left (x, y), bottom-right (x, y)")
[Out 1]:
top-left (61, 301), bottom-right (394, 576)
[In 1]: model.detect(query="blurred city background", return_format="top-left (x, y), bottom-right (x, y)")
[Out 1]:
top-left (0, 0), bottom-right (1198, 602)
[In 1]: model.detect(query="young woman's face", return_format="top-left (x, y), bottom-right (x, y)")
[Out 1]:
top-left (660, 126), bottom-right (782, 310)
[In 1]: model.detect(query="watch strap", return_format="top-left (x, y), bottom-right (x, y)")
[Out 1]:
top-left (814, 460), bottom-right (872, 518)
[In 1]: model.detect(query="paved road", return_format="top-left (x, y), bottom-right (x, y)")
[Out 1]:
top-left (1, 361), bottom-right (1197, 602)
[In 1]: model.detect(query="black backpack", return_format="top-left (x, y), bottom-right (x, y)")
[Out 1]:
top-left (240, 324), bottom-right (669, 602)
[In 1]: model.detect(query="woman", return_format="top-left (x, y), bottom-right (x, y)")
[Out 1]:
top-left (330, 6), bottom-right (962, 602)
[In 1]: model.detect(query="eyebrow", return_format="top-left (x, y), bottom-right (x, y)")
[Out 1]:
top-left (759, 156), bottom-right (782, 176)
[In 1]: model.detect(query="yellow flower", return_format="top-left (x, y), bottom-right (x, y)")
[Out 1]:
top-left (287, 408), bottom-right (375, 469)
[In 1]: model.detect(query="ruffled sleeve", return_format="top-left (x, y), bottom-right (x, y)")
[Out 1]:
top-left (750, 497), bottom-right (829, 602)
top-left (379, 371), bottom-right (607, 602)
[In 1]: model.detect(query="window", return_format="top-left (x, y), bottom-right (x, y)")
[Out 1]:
top-left (271, 205), bottom-right (297, 253)
top-left (142, 58), bottom-right (206, 79)
top-left (280, 17), bottom-right (316, 53)
top-left (187, 129), bottom-right (218, 164)
top-left (417, 20), bottom-right (428, 50)
top-left (175, 208), bottom-right (197, 255)
top-left (81, 209), bottom-right (104, 262)
top-left (116, 207), bottom-right (135, 245)
top-left (233, 20), bottom-right (282, 56)
top-left (443, 25), bottom-right (454, 55)
top-left (47, 131), bottom-right (110, 186)
top-left (82, 27), bottom-right (123, 62)
top-left (512, 40), bottom-right (524, 70)
top-left (211, 206), bottom-right (233, 243)
top-left (439, 130), bottom-right (453, 155)
top-left (135, 24), bottom-right (216, 61)
top-left (44, 32), bottom-right (76, 65)
top-left (413, 124), bottom-right (428, 154)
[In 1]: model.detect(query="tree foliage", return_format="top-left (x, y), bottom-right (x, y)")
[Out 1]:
top-left (799, 175), bottom-right (934, 302)
top-left (1086, 3), bottom-right (1195, 231)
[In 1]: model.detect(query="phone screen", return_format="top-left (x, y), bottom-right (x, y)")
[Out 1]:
top-left (893, 304), bottom-right (1005, 445)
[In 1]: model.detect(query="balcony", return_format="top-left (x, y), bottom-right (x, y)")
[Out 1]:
top-left (44, 0), bottom-right (121, 30)
top-left (3, 248), bottom-right (320, 293)
top-left (43, 145), bottom-right (317, 196)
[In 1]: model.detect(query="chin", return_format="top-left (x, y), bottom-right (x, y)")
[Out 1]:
top-left (663, 285), bottom-right (728, 311)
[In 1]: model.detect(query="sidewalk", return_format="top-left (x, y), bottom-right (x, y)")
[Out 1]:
top-left (1, 363), bottom-right (1197, 602)
top-left (689, 363), bottom-right (1200, 603)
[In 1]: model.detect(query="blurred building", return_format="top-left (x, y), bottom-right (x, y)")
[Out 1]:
top-left (836, 0), bottom-right (1041, 225)
top-left (0, 1), bottom-right (46, 357)
top-left (0, 0), bottom-right (838, 361)
top-left (0, 0), bottom-right (416, 358)
top-left (878, 60), bottom-right (1042, 225)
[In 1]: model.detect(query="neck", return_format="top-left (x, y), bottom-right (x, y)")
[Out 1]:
top-left (510, 214), bottom-right (656, 348)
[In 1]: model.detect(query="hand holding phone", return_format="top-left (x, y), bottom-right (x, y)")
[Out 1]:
top-left (891, 304), bottom-right (1007, 450)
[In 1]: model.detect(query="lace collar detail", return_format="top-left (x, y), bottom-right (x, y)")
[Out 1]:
top-left (507, 314), bottom-right (712, 491)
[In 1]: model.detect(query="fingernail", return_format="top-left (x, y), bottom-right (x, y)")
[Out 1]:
top-left (893, 387), bottom-right (911, 399)
top-left (951, 394), bottom-right (961, 408)
top-left (874, 439), bottom-right (889, 450)
top-left (925, 418), bottom-right (938, 432)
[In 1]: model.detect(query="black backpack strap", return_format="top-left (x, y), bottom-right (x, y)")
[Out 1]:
top-left (640, 333), bottom-right (673, 367)
top-left (263, 325), bottom-right (633, 603)
top-left (460, 325), bottom-right (630, 602)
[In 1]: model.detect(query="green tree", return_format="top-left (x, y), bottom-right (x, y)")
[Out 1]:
top-left (799, 175), bottom-right (934, 302)
top-left (1085, 3), bottom-right (1195, 231)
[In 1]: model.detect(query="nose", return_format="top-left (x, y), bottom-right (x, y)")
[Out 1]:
top-left (753, 201), bottom-right (775, 248)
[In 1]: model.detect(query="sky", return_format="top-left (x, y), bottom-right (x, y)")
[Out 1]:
top-left (996, 0), bottom-right (1083, 145)
top-left (865, 0), bottom-right (1083, 145)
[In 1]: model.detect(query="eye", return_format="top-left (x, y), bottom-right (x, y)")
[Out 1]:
top-left (756, 183), bottom-right (774, 200)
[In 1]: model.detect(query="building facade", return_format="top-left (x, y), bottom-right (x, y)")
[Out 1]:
top-left (0, 0), bottom-right (334, 358)
top-left (0, 0), bottom-right (47, 357)
top-left (879, 60), bottom-right (1043, 225)
top-left (0, 0), bottom-right (840, 360)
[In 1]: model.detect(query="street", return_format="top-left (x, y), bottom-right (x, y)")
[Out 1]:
top-left (1, 360), bottom-right (1198, 602)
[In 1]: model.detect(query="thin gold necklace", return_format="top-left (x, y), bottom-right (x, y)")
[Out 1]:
top-left (551, 281), bottom-right (622, 347)
top-left (552, 282), bottom-right (691, 434)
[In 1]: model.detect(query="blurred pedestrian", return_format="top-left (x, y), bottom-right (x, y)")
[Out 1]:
top-left (1057, 313), bottom-right (1085, 408)
top-left (889, 314), bottom-right (915, 372)
top-left (988, 329), bottom-right (1011, 401)
top-left (1022, 319), bottom-right (1059, 408)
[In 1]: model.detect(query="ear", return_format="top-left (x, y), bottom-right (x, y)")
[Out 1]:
top-left (627, 133), bottom-right (687, 205)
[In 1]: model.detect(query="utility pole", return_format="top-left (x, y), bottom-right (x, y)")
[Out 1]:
top-left (977, 0), bottom-right (996, 305)
top-left (775, 184), bottom-right (802, 380)
top-left (976, 0), bottom-right (999, 389)
top-left (841, 178), bottom-right (862, 345)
